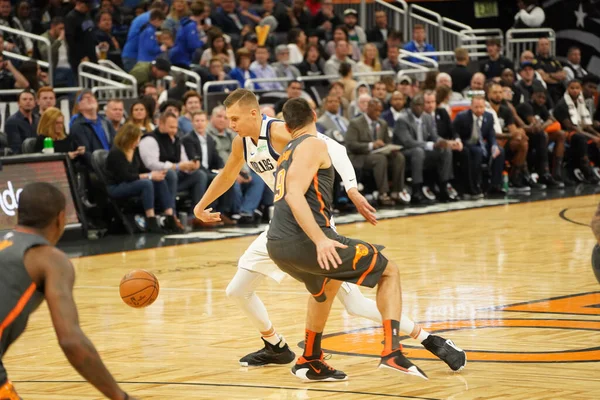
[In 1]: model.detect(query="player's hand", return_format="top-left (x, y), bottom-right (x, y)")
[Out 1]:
top-left (348, 189), bottom-right (377, 226)
top-left (194, 207), bottom-right (221, 222)
top-left (316, 238), bottom-right (347, 271)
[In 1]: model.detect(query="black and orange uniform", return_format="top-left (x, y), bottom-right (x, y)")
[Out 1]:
top-left (266, 134), bottom-right (388, 302)
top-left (0, 231), bottom-right (49, 397)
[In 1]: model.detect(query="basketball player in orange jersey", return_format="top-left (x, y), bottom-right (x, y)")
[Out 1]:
top-left (0, 183), bottom-right (137, 400)
top-left (194, 89), bottom-right (466, 371)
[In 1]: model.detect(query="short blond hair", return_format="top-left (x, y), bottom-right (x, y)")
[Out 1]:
top-left (223, 88), bottom-right (259, 110)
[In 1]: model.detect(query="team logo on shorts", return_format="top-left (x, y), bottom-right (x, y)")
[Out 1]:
top-left (352, 243), bottom-right (370, 270)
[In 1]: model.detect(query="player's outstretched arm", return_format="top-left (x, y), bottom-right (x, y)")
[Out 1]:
top-left (285, 138), bottom-right (347, 270)
top-left (37, 247), bottom-right (134, 400)
top-left (193, 135), bottom-right (246, 221)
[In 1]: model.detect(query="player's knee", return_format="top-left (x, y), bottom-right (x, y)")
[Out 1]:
top-left (225, 279), bottom-right (245, 300)
top-left (381, 259), bottom-right (400, 280)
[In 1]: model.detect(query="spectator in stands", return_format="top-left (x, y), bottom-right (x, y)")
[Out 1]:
top-left (462, 72), bottom-right (486, 98)
top-left (274, 81), bottom-right (303, 115)
top-left (449, 47), bottom-right (472, 93)
top-left (170, 1), bottom-right (206, 68)
top-left (36, 87), bottom-right (56, 115)
top-left (0, 52), bottom-right (28, 93)
top-left (5, 90), bottom-right (39, 154)
top-left (317, 95), bottom-right (349, 143)
top-left (127, 100), bottom-right (154, 134)
top-left (343, 9), bottom-right (366, 46)
top-left (371, 81), bottom-right (389, 109)
top-left (238, 0), bottom-right (261, 27)
top-left (452, 96), bottom-right (505, 196)
top-left (480, 38), bottom-right (513, 80)
top-left (122, 1), bottom-right (169, 72)
top-left (534, 37), bottom-right (566, 104)
top-left (516, 61), bottom-right (551, 107)
top-left (517, 84), bottom-right (567, 185)
top-left (163, 0), bottom-right (189, 34)
top-left (199, 32), bottom-right (236, 69)
top-left (583, 75), bottom-right (599, 123)
top-left (436, 73), bottom-right (463, 102)
top-left (240, 33), bottom-right (258, 58)
top-left (94, 10), bottom-right (122, 66)
top-left (325, 40), bottom-right (356, 81)
top-left (141, 83), bottom-right (159, 103)
top-left (105, 99), bottom-right (125, 132)
top-left (272, 45), bottom-right (301, 80)
top-left (289, 0), bottom-right (312, 31)
top-left (326, 25), bottom-right (360, 62)
top-left (203, 58), bottom-right (237, 93)
top-left (206, 105), bottom-right (236, 165)
top-left (513, 0), bottom-right (545, 28)
top-left (250, 46), bottom-right (283, 91)
top-left (367, 10), bottom-right (388, 44)
top-left (430, 88), bottom-right (456, 141)
top-left (394, 92), bottom-right (459, 203)
top-left (139, 112), bottom-right (209, 226)
top-left (563, 47), bottom-right (588, 82)
top-left (260, 105), bottom-right (276, 118)
top-left (39, 17), bottom-right (75, 88)
top-left (0, 0), bottom-right (33, 55)
top-left (35, 107), bottom-right (83, 158)
top-left (348, 91), bottom-right (370, 118)
top-left (501, 68), bottom-right (525, 107)
top-left (295, 44), bottom-right (326, 91)
top-left (230, 48), bottom-right (257, 89)
top-left (357, 43), bottom-right (382, 85)
top-left (70, 90), bottom-right (117, 167)
top-left (346, 98), bottom-right (407, 206)
top-left (179, 91), bottom-right (202, 134)
top-left (106, 123), bottom-right (178, 233)
top-left (65, 0), bottom-right (97, 72)
top-left (136, 9), bottom-right (167, 62)
top-left (14, 1), bottom-right (33, 34)
top-left (311, 0), bottom-right (341, 41)
top-left (381, 91), bottom-right (406, 130)
top-left (18, 60), bottom-right (45, 93)
top-left (339, 63), bottom-right (357, 102)
top-left (403, 24), bottom-right (437, 64)
top-left (159, 99), bottom-right (183, 118)
top-left (381, 45), bottom-right (401, 74)
top-left (129, 58), bottom-right (171, 91)
top-left (553, 79), bottom-right (600, 182)
top-left (211, 0), bottom-right (248, 38)
top-left (328, 81), bottom-right (350, 118)
top-left (288, 28), bottom-right (307, 64)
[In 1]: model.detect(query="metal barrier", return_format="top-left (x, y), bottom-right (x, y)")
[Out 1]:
top-left (373, 0), bottom-right (409, 43)
top-left (78, 62), bottom-right (138, 100)
top-left (98, 59), bottom-right (125, 72)
top-left (162, 65), bottom-right (202, 93)
top-left (458, 29), bottom-right (504, 61)
top-left (0, 25), bottom-right (53, 86)
top-left (407, 4), bottom-right (444, 54)
top-left (505, 28), bottom-right (556, 65)
top-left (399, 49), bottom-right (439, 70)
top-left (440, 17), bottom-right (472, 63)
top-left (244, 77), bottom-right (292, 90)
top-left (202, 80), bottom-right (240, 111)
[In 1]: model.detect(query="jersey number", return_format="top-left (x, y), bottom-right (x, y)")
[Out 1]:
top-left (274, 170), bottom-right (286, 202)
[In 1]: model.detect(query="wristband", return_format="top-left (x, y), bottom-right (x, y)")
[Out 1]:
top-left (148, 172), bottom-right (152, 180)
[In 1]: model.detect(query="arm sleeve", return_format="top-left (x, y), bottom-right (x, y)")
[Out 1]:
top-left (106, 150), bottom-right (139, 182)
top-left (319, 133), bottom-right (358, 191)
top-left (138, 137), bottom-right (174, 171)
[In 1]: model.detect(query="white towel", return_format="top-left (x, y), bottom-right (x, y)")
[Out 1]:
top-left (564, 90), bottom-right (592, 127)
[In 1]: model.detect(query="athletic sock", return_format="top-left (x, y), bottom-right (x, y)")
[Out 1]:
top-left (383, 319), bottom-right (401, 355)
top-left (400, 315), bottom-right (431, 343)
top-left (303, 329), bottom-right (323, 360)
top-left (261, 326), bottom-right (282, 346)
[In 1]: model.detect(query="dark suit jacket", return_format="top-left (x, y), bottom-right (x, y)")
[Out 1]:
top-left (434, 108), bottom-right (456, 140)
top-left (366, 28), bottom-right (385, 43)
top-left (345, 114), bottom-right (390, 168)
top-left (393, 109), bottom-right (439, 149)
top-left (181, 131), bottom-right (224, 171)
top-left (380, 109), bottom-right (396, 130)
top-left (452, 110), bottom-right (497, 153)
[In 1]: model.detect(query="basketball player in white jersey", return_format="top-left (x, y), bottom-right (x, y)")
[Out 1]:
top-left (194, 89), bottom-right (466, 371)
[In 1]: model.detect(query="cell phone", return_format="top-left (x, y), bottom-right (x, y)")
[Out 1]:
top-left (192, 155), bottom-right (201, 162)
top-left (239, 171), bottom-right (249, 179)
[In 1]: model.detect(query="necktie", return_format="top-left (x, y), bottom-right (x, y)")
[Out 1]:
top-left (334, 116), bottom-right (346, 133)
top-left (476, 117), bottom-right (488, 158)
top-left (371, 121), bottom-right (378, 141)
top-left (416, 119), bottom-right (423, 142)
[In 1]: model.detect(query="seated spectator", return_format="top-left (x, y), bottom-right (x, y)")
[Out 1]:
top-left (516, 61), bottom-right (551, 107)
top-left (230, 48), bottom-right (257, 89)
top-left (127, 100), bottom-right (155, 134)
top-left (207, 105), bottom-right (237, 163)
top-left (39, 17), bottom-right (76, 88)
top-left (317, 95), bottom-right (349, 143)
top-left (240, 33), bottom-right (258, 57)
top-left (311, 0), bottom-right (341, 41)
top-left (272, 45), bottom-right (301, 80)
top-left (501, 68), bottom-right (525, 107)
top-left (553, 79), bottom-right (600, 182)
top-left (210, 0), bottom-right (249, 38)
top-left (563, 47), bottom-right (588, 82)
top-left (519, 50), bottom-right (546, 88)
top-left (288, 28), bottom-right (307, 65)
top-left (346, 99), bottom-right (407, 206)
top-left (371, 81), bottom-right (390, 109)
top-left (260, 105), bottom-right (276, 118)
top-left (534, 37), bottom-right (566, 104)
top-left (250, 46), bottom-right (283, 91)
top-left (381, 91), bottom-right (406, 130)
top-left (328, 81), bottom-right (350, 118)
top-left (129, 58), bottom-right (171, 91)
top-left (274, 81), bottom-right (303, 115)
top-left (436, 73), bottom-right (464, 102)
top-left (19, 61), bottom-right (46, 93)
top-left (136, 9), bottom-right (167, 62)
top-left (106, 123), bottom-right (177, 233)
top-left (449, 47), bottom-right (472, 93)
top-left (348, 87), bottom-right (371, 118)
top-left (179, 90), bottom-right (202, 134)
top-left (36, 87), bottom-right (56, 115)
top-left (394, 92), bottom-right (460, 203)
top-left (0, 0), bottom-right (32, 55)
top-left (435, 85), bottom-right (453, 115)
top-left (462, 72), bottom-right (486, 98)
top-left (70, 90), bottom-right (117, 167)
top-left (238, 0), bottom-right (261, 27)
top-left (343, 9), bottom-right (366, 46)
top-left (325, 39), bottom-right (358, 82)
top-left (141, 83), bottom-right (159, 103)
top-left (480, 39), bottom-right (513, 80)
top-left (169, 1), bottom-right (206, 68)
top-left (513, 0), bottom-right (545, 28)
top-left (5, 90), bottom-right (39, 154)
top-left (452, 97), bottom-right (505, 196)
top-left (429, 89), bottom-right (456, 141)
top-left (199, 32), bottom-right (236, 70)
top-left (367, 10), bottom-right (389, 44)
top-left (583, 75), bottom-right (599, 127)
top-left (94, 10), bottom-right (123, 66)
top-left (0, 51), bottom-right (28, 93)
top-left (357, 43), bottom-right (382, 85)
top-left (105, 99), bottom-right (125, 132)
top-left (203, 58), bottom-right (237, 93)
top-left (288, 0), bottom-right (312, 32)
top-left (139, 112), bottom-right (209, 226)
top-left (339, 63), bottom-right (357, 102)
top-left (34, 107), bottom-right (83, 158)
top-left (403, 24), bottom-right (437, 64)
top-left (163, 0), bottom-right (189, 34)
top-left (296, 43), bottom-right (326, 93)
top-left (517, 84), bottom-right (567, 185)
top-left (326, 26), bottom-right (361, 62)
top-left (381, 45), bottom-right (401, 73)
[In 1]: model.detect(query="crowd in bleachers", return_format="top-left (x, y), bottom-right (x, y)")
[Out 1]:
top-left (1, 0), bottom-right (600, 234)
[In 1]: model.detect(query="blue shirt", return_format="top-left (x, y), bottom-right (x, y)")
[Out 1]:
top-left (122, 11), bottom-right (151, 60)
top-left (138, 24), bottom-right (163, 62)
top-left (86, 117), bottom-right (110, 150)
top-left (169, 17), bottom-right (204, 66)
top-left (403, 40), bottom-right (438, 64)
top-left (178, 116), bottom-right (193, 135)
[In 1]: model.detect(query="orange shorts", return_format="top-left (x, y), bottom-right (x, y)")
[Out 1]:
top-left (544, 121), bottom-right (561, 133)
top-left (0, 380), bottom-right (21, 400)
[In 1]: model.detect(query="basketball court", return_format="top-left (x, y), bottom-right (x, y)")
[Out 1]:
top-left (4, 193), bottom-right (600, 399)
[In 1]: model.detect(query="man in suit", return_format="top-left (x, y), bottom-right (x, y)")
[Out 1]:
top-left (366, 10), bottom-right (388, 44)
top-left (381, 91), bottom-right (406, 131)
top-left (394, 92), bottom-right (461, 203)
top-left (345, 99), bottom-right (407, 206)
top-left (452, 97), bottom-right (505, 197)
top-left (317, 96), bottom-right (349, 143)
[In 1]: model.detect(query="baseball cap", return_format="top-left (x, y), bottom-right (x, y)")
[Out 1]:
top-left (244, 33), bottom-right (258, 43)
top-left (76, 89), bottom-right (94, 104)
top-left (398, 74), bottom-right (412, 85)
top-left (344, 9), bottom-right (358, 16)
top-left (152, 58), bottom-right (171, 73)
top-left (520, 61), bottom-right (534, 71)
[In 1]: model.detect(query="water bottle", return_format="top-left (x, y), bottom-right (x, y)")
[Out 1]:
top-left (502, 171), bottom-right (509, 193)
top-left (42, 137), bottom-right (54, 154)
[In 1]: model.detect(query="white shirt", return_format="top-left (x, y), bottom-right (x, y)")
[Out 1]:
top-left (139, 135), bottom-right (189, 171)
top-left (391, 107), bottom-right (403, 121)
top-left (57, 39), bottom-right (69, 69)
top-left (196, 131), bottom-right (209, 169)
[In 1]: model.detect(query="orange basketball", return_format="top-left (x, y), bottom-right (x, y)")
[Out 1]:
top-left (119, 270), bottom-right (160, 308)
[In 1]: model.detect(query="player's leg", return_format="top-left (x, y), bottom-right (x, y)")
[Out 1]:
top-left (292, 279), bottom-right (348, 382)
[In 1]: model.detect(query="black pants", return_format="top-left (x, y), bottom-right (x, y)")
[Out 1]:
top-left (568, 133), bottom-right (589, 169)
top-left (460, 144), bottom-right (505, 192)
top-left (527, 132), bottom-right (549, 173)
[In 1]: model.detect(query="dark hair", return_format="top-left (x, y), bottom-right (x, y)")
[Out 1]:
top-left (567, 46), bottom-right (580, 56)
top-left (183, 90), bottom-right (201, 105)
top-left (138, 95), bottom-right (156, 119)
top-left (283, 98), bottom-right (313, 131)
top-left (288, 28), bottom-right (302, 45)
top-left (159, 99), bottom-right (183, 113)
top-left (287, 80), bottom-right (302, 88)
top-left (160, 111), bottom-right (178, 123)
top-left (190, 1), bottom-right (205, 16)
top-left (388, 29), bottom-right (403, 41)
top-left (19, 61), bottom-right (40, 92)
top-left (50, 16), bottom-right (64, 26)
top-left (435, 85), bottom-right (452, 105)
top-left (333, 25), bottom-right (349, 40)
top-left (95, 10), bottom-right (112, 24)
top-left (17, 182), bottom-right (66, 229)
top-left (18, 89), bottom-right (35, 102)
top-left (486, 38), bottom-right (501, 48)
top-left (149, 9), bottom-right (166, 21)
top-left (141, 82), bottom-right (157, 94)
top-left (339, 62), bottom-right (352, 77)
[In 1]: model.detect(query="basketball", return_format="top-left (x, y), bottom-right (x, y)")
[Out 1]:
top-left (119, 270), bottom-right (160, 308)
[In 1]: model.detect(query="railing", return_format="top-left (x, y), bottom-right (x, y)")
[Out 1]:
top-left (161, 65), bottom-right (202, 93)
top-left (374, 0), bottom-right (409, 42)
top-left (458, 29), bottom-right (504, 61)
top-left (399, 49), bottom-right (439, 70)
top-left (0, 25), bottom-right (53, 86)
top-left (78, 62), bottom-right (137, 101)
top-left (98, 59), bottom-right (125, 72)
top-left (407, 4), bottom-right (444, 54)
top-left (441, 17), bottom-right (472, 64)
top-left (244, 77), bottom-right (292, 90)
top-left (505, 28), bottom-right (556, 66)
top-left (202, 80), bottom-right (240, 111)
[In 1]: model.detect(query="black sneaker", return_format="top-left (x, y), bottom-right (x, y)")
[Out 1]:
top-left (291, 352), bottom-right (347, 382)
top-left (378, 348), bottom-right (428, 380)
top-left (422, 335), bottom-right (467, 372)
top-left (523, 173), bottom-right (546, 190)
top-left (239, 338), bottom-right (296, 367)
top-left (539, 173), bottom-right (563, 188)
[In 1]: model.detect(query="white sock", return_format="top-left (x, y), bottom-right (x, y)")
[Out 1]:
top-left (260, 326), bottom-right (283, 346)
top-left (400, 315), bottom-right (431, 343)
